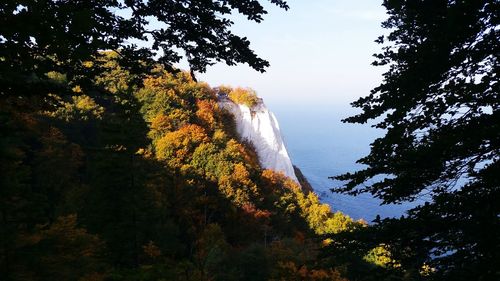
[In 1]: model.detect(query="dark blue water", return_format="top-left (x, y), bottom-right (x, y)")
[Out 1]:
top-left (270, 102), bottom-right (418, 221)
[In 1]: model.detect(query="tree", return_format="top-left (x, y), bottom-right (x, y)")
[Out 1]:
top-left (17, 215), bottom-right (106, 280)
top-left (333, 1), bottom-right (499, 280)
top-left (0, 0), bottom-right (288, 97)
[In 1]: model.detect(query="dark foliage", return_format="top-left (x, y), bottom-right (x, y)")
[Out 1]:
top-left (333, 0), bottom-right (499, 280)
top-left (0, 52), bottom-right (359, 279)
top-left (0, 0), bottom-right (288, 97)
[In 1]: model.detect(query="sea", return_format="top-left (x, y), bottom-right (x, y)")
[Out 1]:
top-left (270, 102), bottom-right (419, 222)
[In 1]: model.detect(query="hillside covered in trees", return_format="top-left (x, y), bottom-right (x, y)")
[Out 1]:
top-left (1, 1), bottom-right (384, 279)
top-left (1, 52), bottom-right (381, 280)
top-left (2, 0), bottom-right (498, 280)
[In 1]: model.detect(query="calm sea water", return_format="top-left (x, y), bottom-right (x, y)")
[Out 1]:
top-left (270, 103), bottom-right (418, 221)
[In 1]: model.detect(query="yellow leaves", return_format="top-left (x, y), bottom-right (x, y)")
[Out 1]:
top-left (233, 163), bottom-right (251, 183)
top-left (232, 163), bottom-right (258, 192)
top-left (363, 244), bottom-right (400, 269)
top-left (420, 263), bottom-right (436, 276)
top-left (46, 71), bottom-right (67, 84)
top-left (322, 238), bottom-right (333, 247)
top-left (149, 113), bottom-right (174, 139)
top-left (218, 175), bottom-right (249, 205)
top-left (261, 172), bottom-right (358, 235)
top-left (167, 108), bottom-right (191, 128)
top-left (141, 78), bottom-right (159, 93)
top-left (262, 169), bottom-right (283, 186)
top-left (228, 87), bottom-right (260, 107)
top-left (143, 74), bottom-right (174, 93)
top-left (304, 202), bottom-right (332, 233)
top-left (46, 95), bottom-right (104, 121)
top-left (72, 85), bottom-right (83, 93)
top-left (297, 192), bottom-right (357, 235)
top-left (155, 124), bottom-right (209, 168)
top-left (261, 169), bottom-right (301, 192)
top-left (212, 129), bottom-right (228, 146)
top-left (189, 136), bottom-right (262, 205)
top-left (92, 53), bottom-right (133, 94)
top-left (74, 95), bottom-right (101, 113)
top-left (217, 85), bottom-right (233, 95)
top-left (146, 108), bottom-right (191, 138)
top-left (217, 163), bottom-right (257, 205)
top-left (225, 139), bottom-right (259, 168)
top-left (82, 60), bottom-right (94, 68)
top-left (159, 124), bottom-right (209, 151)
top-left (322, 211), bottom-right (357, 234)
top-left (195, 99), bottom-right (218, 130)
top-left (150, 113), bottom-right (173, 131)
top-left (142, 69), bottom-right (212, 104)
top-left (233, 163), bottom-right (254, 188)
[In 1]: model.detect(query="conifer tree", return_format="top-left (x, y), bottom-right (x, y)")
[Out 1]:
top-left (334, 1), bottom-right (499, 280)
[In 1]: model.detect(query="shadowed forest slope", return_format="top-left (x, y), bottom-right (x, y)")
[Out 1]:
top-left (1, 53), bottom-right (376, 280)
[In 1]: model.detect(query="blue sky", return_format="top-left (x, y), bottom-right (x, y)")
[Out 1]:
top-left (174, 1), bottom-right (414, 218)
top-left (184, 0), bottom-right (389, 109)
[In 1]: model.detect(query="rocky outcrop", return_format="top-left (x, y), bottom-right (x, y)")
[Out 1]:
top-left (218, 95), bottom-right (299, 183)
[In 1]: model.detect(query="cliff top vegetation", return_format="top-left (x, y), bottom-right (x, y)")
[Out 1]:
top-left (218, 86), bottom-right (261, 108)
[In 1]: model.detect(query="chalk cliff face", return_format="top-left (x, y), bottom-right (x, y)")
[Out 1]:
top-left (218, 96), bottom-right (299, 183)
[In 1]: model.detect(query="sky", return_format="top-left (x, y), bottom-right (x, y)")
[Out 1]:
top-left (187, 0), bottom-right (389, 110)
top-left (175, 1), bottom-right (418, 219)
top-left (185, 1), bottom-right (405, 219)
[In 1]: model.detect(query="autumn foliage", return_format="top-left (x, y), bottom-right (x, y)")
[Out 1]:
top-left (228, 87), bottom-right (260, 107)
top-left (1, 54), bottom-right (376, 280)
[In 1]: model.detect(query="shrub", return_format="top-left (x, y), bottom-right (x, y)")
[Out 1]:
top-left (228, 87), bottom-right (259, 107)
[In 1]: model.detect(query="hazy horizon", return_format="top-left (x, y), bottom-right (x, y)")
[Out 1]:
top-left (187, 1), bottom-right (400, 219)
top-left (190, 0), bottom-right (388, 109)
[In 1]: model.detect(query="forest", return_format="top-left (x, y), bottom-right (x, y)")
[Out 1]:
top-left (1, 50), bottom-right (369, 280)
top-left (1, 0), bottom-right (498, 281)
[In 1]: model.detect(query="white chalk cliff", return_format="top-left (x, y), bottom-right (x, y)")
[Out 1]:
top-left (218, 95), bottom-right (299, 183)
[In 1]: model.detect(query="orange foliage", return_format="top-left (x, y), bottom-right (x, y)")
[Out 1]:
top-left (262, 169), bottom-right (301, 191)
top-left (155, 124), bottom-right (209, 167)
top-left (232, 163), bottom-right (251, 183)
top-left (226, 139), bottom-right (259, 168)
top-left (274, 261), bottom-right (348, 281)
top-left (241, 203), bottom-right (272, 220)
top-left (149, 113), bottom-right (174, 138)
top-left (195, 99), bottom-right (218, 130)
top-left (218, 163), bottom-right (257, 205)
